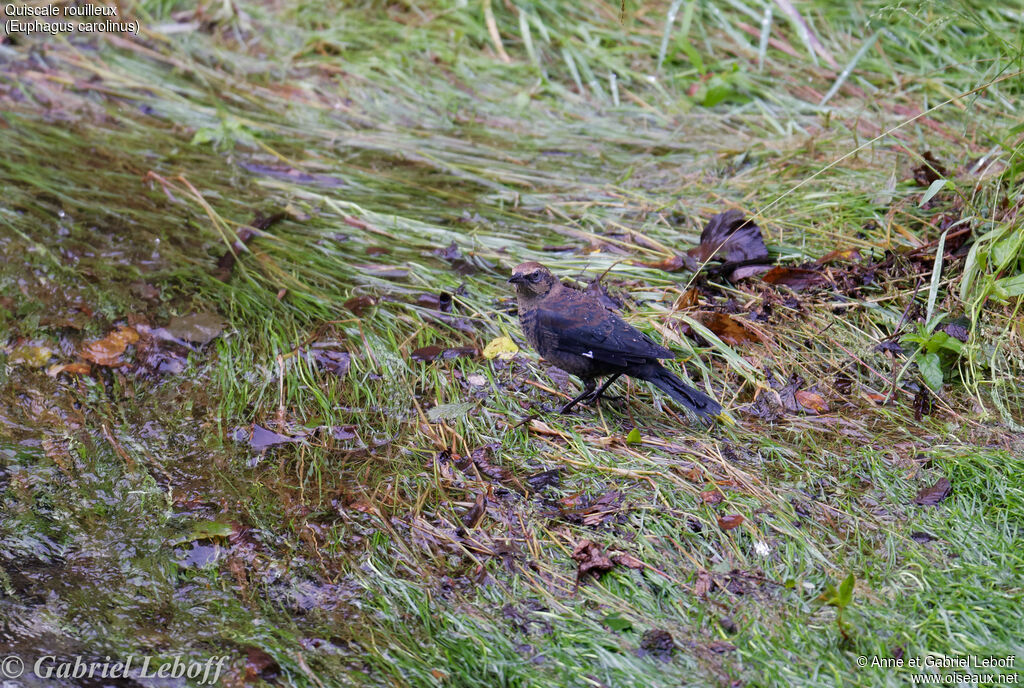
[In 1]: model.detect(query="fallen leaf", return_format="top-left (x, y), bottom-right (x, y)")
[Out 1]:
top-left (462, 492), bottom-right (487, 528)
top-left (344, 295), bottom-right (377, 314)
top-left (694, 569), bottom-right (714, 597)
top-left (411, 345), bottom-right (443, 362)
top-left (611, 553), bottom-right (645, 569)
top-left (717, 514), bottom-right (745, 531)
top-left (310, 348), bottom-right (351, 377)
top-left (912, 151), bottom-right (948, 187)
top-left (188, 520), bottom-right (235, 541)
top-left (483, 336), bottom-right (519, 360)
top-left (47, 361), bottom-right (92, 377)
top-left (694, 312), bottom-right (760, 346)
top-left (638, 629), bottom-right (676, 661)
top-left (526, 469), bottom-right (561, 491)
top-left (234, 425), bottom-right (296, 450)
top-left (467, 373), bottom-right (488, 386)
top-left (687, 210), bottom-right (768, 264)
top-left (427, 401), bottom-right (475, 422)
top-left (625, 427), bottom-right (642, 444)
top-left (11, 345), bottom-right (55, 368)
top-left (943, 322), bottom-right (970, 342)
top-left (441, 346), bottom-right (479, 360)
top-left (243, 647), bottom-right (280, 681)
top-left (163, 313), bottom-right (225, 344)
top-left (913, 478), bottom-right (951, 506)
top-left (816, 248), bottom-right (861, 265)
top-left (700, 489), bottom-right (724, 505)
top-left (794, 390), bottom-right (829, 414)
top-left (642, 254), bottom-right (690, 272)
top-left (674, 288), bottom-right (700, 309)
top-left (762, 266), bottom-right (827, 291)
top-left (707, 640), bottom-right (737, 654)
top-left (572, 540), bottom-right (615, 581)
top-left (81, 326), bottom-right (139, 366)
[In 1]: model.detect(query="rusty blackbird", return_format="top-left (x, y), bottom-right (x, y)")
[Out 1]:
top-left (509, 262), bottom-right (721, 419)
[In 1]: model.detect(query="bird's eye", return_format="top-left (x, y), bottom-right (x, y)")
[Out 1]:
top-left (528, 272), bottom-right (542, 282)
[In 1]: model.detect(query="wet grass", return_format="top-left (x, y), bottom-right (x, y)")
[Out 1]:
top-left (1, 0), bottom-right (1023, 686)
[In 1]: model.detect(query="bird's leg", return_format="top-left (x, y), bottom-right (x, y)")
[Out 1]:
top-left (560, 379), bottom-right (597, 414)
top-left (585, 373), bottom-right (622, 403)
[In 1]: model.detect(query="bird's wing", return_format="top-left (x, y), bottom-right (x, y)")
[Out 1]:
top-left (535, 297), bottom-right (674, 367)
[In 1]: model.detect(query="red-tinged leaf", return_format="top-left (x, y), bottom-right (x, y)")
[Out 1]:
top-left (913, 478), bottom-right (951, 506)
top-left (674, 288), bottom-right (700, 310)
top-left (717, 514), bottom-right (745, 531)
top-left (794, 390), bottom-right (829, 414)
top-left (762, 266), bottom-right (827, 291)
top-left (244, 647), bottom-right (280, 681)
top-left (410, 345), bottom-right (443, 362)
top-left (47, 361), bottom-right (92, 377)
top-left (344, 295), bottom-right (377, 314)
top-left (81, 326), bottom-right (139, 366)
top-left (642, 254), bottom-right (690, 272)
top-left (700, 489), bottom-right (724, 505)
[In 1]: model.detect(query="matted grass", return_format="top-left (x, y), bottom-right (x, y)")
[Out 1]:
top-left (1, 0), bottom-right (1022, 686)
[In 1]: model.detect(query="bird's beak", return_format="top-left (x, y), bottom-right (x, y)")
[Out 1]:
top-left (508, 275), bottom-right (525, 284)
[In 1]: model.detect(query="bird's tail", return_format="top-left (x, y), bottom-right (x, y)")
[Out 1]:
top-left (638, 363), bottom-right (722, 419)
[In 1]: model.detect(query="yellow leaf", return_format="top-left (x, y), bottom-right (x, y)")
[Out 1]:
top-left (483, 336), bottom-right (519, 360)
top-left (10, 345), bottom-right (53, 368)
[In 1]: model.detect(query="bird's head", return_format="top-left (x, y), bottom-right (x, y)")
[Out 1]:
top-left (508, 262), bottom-right (558, 298)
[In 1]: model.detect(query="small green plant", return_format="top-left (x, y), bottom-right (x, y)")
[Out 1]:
top-left (820, 572), bottom-right (856, 641)
top-left (901, 316), bottom-right (965, 392)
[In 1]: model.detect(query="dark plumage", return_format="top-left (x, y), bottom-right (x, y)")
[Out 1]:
top-left (509, 262), bottom-right (721, 419)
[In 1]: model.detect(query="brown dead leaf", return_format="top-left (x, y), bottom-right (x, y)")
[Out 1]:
top-left (243, 647), bottom-right (280, 682)
top-left (694, 312), bottom-right (761, 347)
top-left (794, 390), bottom-right (829, 414)
top-left (47, 361), bottom-right (92, 377)
top-left (572, 540), bottom-right (615, 581)
top-left (81, 326), bottom-right (139, 366)
top-left (762, 266), bottom-right (827, 291)
top-left (816, 248), bottom-right (861, 265)
top-left (642, 254), bottom-right (691, 272)
top-left (344, 294), bottom-right (377, 314)
top-left (410, 345), bottom-right (443, 362)
top-left (611, 553), bottom-right (645, 569)
top-left (717, 514), bottom-right (745, 531)
top-left (913, 478), bottom-right (951, 506)
top-left (462, 492), bottom-right (487, 528)
top-left (694, 569), bottom-right (715, 597)
top-left (700, 489), bottom-right (724, 505)
top-left (912, 151), bottom-right (948, 187)
top-left (674, 288), bottom-right (700, 310)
